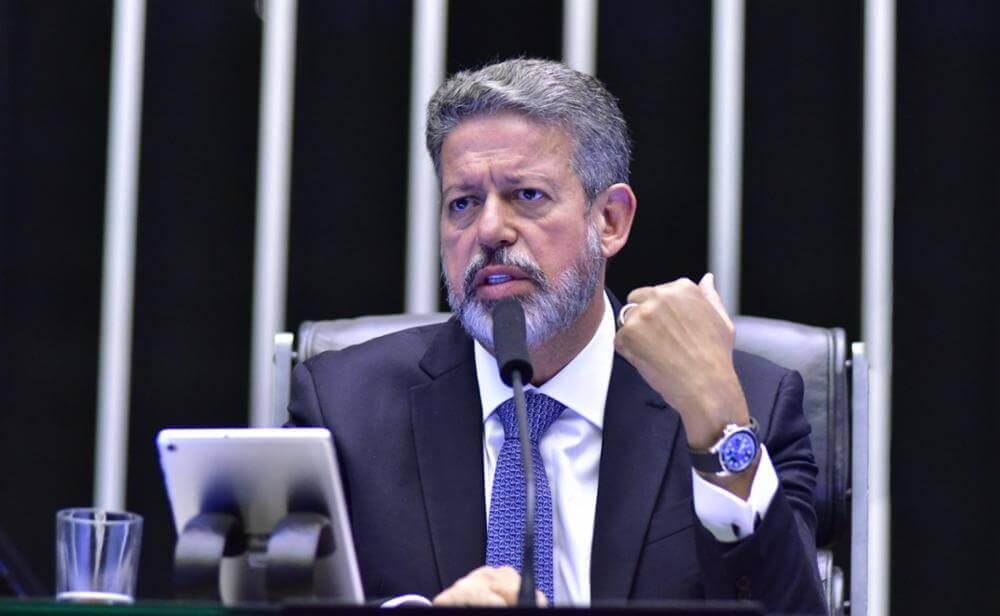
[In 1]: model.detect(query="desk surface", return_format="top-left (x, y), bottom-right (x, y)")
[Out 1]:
top-left (0, 599), bottom-right (765, 615)
top-left (0, 600), bottom-right (227, 615)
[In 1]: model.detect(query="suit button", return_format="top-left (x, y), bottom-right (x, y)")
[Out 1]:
top-left (736, 575), bottom-right (752, 599)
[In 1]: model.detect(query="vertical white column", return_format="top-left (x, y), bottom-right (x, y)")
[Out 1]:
top-left (562, 0), bottom-right (598, 75)
top-left (94, 0), bottom-right (147, 510)
top-left (863, 1), bottom-right (895, 614)
top-left (404, 0), bottom-right (448, 314)
top-left (249, 0), bottom-right (298, 427)
top-left (850, 343), bottom-right (871, 616)
top-left (708, 0), bottom-right (745, 313)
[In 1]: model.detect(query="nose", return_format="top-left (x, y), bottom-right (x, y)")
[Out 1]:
top-left (475, 194), bottom-right (517, 249)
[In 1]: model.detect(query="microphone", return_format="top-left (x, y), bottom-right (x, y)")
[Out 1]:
top-left (492, 299), bottom-right (537, 607)
top-left (492, 298), bottom-right (534, 386)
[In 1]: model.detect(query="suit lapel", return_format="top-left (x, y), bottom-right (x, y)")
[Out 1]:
top-left (407, 297), bottom-right (682, 599)
top-left (409, 321), bottom-right (487, 591)
top-left (590, 351), bottom-right (680, 601)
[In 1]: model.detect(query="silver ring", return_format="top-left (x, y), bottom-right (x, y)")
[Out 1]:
top-left (617, 302), bottom-right (638, 327)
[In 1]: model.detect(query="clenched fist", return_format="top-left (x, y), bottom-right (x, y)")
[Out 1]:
top-left (614, 273), bottom-right (752, 453)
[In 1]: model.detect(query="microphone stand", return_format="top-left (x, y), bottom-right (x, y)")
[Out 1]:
top-left (492, 298), bottom-right (538, 607)
top-left (510, 369), bottom-right (536, 606)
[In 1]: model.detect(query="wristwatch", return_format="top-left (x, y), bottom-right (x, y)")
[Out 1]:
top-left (688, 418), bottom-right (760, 476)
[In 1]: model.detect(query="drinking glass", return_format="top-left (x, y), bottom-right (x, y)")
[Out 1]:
top-left (55, 508), bottom-right (143, 604)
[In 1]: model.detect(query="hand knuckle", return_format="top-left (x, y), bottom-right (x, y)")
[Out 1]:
top-left (498, 565), bottom-right (518, 578)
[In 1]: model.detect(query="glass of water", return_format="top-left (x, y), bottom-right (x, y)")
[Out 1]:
top-left (55, 508), bottom-right (143, 604)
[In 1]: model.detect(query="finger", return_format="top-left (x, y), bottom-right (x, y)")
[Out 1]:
top-left (617, 302), bottom-right (639, 327)
top-left (626, 285), bottom-right (656, 305)
top-left (471, 565), bottom-right (498, 581)
top-left (433, 576), bottom-right (507, 607)
top-left (438, 590), bottom-right (506, 607)
top-left (468, 592), bottom-right (507, 607)
top-left (698, 272), bottom-right (733, 328)
top-left (536, 589), bottom-right (549, 607)
top-left (612, 330), bottom-right (635, 367)
top-left (488, 566), bottom-right (522, 605)
top-left (628, 276), bottom-right (700, 305)
top-left (433, 587), bottom-right (467, 606)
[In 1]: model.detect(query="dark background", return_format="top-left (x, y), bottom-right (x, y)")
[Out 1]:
top-left (1, 1), bottom-right (996, 612)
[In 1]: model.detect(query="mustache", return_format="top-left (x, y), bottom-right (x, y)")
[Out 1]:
top-left (462, 245), bottom-right (549, 302)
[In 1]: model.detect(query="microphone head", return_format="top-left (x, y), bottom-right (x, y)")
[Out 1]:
top-left (492, 298), bottom-right (534, 386)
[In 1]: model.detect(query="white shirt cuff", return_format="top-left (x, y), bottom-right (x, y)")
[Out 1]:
top-left (380, 594), bottom-right (433, 608)
top-left (691, 444), bottom-right (779, 543)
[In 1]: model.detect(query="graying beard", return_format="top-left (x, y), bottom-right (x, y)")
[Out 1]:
top-left (445, 226), bottom-right (603, 349)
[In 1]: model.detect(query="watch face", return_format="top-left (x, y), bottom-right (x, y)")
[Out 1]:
top-left (720, 430), bottom-right (757, 473)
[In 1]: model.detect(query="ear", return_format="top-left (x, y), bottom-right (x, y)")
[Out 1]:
top-left (591, 183), bottom-right (637, 258)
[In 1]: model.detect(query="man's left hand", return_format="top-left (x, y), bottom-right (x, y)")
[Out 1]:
top-left (432, 566), bottom-right (547, 607)
top-left (614, 273), bottom-right (756, 496)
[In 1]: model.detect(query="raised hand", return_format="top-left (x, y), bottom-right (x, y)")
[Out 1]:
top-left (614, 273), bottom-right (751, 451)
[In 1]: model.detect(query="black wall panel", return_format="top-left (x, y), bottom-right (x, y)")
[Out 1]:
top-left (597, 1), bottom-right (712, 300)
top-left (447, 0), bottom-right (562, 75)
top-left (742, 1), bottom-right (862, 337)
top-left (128, 0), bottom-right (262, 597)
top-left (0, 0), bottom-right (113, 592)
top-left (287, 0), bottom-right (413, 326)
top-left (894, 1), bottom-right (1000, 612)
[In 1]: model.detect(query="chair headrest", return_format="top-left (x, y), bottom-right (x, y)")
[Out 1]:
top-left (297, 313), bottom-right (451, 361)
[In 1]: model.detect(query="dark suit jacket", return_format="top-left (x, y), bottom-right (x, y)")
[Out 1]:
top-left (288, 314), bottom-right (826, 613)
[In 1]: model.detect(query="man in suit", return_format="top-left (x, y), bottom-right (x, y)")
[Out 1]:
top-left (289, 59), bottom-right (825, 612)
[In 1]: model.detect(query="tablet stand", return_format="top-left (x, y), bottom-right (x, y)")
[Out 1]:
top-left (266, 512), bottom-right (336, 601)
top-left (174, 512), bottom-right (246, 600)
top-left (173, 511), bottom-right (335, 603)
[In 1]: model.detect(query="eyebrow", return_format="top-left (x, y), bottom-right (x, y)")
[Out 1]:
top-left (441, 182), bottom-right (482, 195)
top-left (501, 172), bottom-right (562, 191)
top-left (442, 171), bottom-right (561, 196)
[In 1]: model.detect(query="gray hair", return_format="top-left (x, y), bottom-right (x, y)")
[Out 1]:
top-left (426, 58), bottom-right (631, 201)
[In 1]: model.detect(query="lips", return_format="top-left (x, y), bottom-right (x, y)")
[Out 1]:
top-left (471, 266), bottom-right (530, 290)
top-left (486, 274), bottom-right (512, 285)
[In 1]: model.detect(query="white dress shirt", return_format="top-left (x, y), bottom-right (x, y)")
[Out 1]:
top-left (473, 293), bottom-right (780, 606)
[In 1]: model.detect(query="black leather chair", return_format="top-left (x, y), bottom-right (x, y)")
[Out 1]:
top-left (273, 313), bottom-right (869, 615)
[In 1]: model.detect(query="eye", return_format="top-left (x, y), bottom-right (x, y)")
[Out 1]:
top-left (449, 197), bottom-right (474, 212)
top-left (515, 188), bottom-right (545, 202)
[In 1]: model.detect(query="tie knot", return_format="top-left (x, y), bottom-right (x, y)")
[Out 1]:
top-left (495, 392), bottom-right (566, 444)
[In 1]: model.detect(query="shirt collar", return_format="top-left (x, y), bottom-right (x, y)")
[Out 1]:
top-left (474, 292), bottom-right (615, 429)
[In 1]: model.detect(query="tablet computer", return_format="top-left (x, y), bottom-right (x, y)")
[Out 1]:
top-left (156, 427), bottom-right (363, 604)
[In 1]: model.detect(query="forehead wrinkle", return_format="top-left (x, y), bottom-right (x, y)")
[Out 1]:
top-left (497, 170), bottom-right (561, 184)
top-left (445, 152), bottom-right (556, 192)
top-left (440, 115), bottom-right (577, 195)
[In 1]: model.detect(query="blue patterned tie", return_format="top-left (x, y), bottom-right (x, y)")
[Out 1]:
top-left (486, 391), bottom-right (566, 604)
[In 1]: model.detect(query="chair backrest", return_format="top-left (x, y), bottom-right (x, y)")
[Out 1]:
top-left (281, 311), bottom-right (866, 614)
top-left (292, 312), bottom-right (849, 547)
top-left (731, 316), bottom-right (849, 547)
